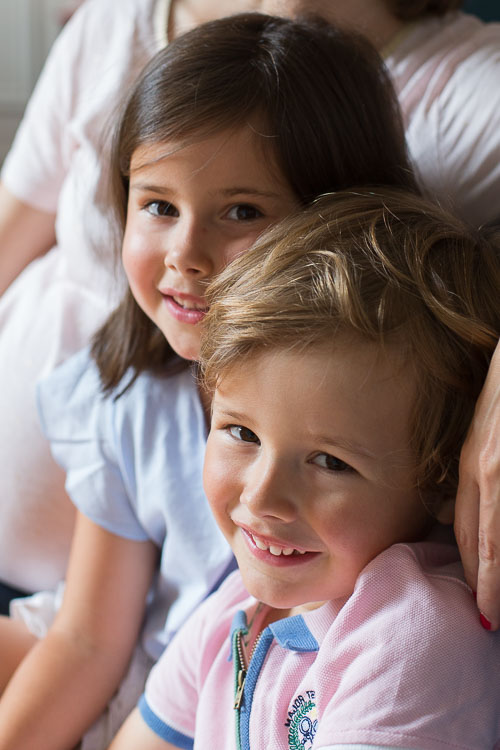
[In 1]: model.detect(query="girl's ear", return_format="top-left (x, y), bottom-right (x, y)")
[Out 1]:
top-left (434, 496), bottom-right (455, 525)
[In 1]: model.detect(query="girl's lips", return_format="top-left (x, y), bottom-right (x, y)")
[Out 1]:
top-left (239, 527), bottom-right (320, 567)
top-left (161, 290), bottom-right (208, 325)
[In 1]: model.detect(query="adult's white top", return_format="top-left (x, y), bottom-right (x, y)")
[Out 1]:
top-left (0, 0), bottom-right (166, 592)
top-left (385, 10), bottom-right (500, 226)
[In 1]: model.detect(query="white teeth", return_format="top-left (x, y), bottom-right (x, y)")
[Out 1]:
top-left (254, 537), bottom-right (268, 551)
top-left (269, 545), bottom-right (283, 556)
top-left (251, 533), bottom-right (304, 556)
top-left (173, 296), bottom-right (205, 311)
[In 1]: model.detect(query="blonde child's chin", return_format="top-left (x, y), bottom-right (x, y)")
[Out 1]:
top-left (240, 572), bottom-right (326, 615)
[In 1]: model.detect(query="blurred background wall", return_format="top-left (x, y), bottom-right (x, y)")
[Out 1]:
top-left (463, 0), bottom-right (500, 21)
top-left (0, 0), bottom-right (73, 163)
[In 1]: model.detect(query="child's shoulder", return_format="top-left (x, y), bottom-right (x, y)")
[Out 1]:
top-left (306, 539), bottom-right (479, 655)
top-left (308, 538), bottom-right (497, 691)
top-left (328, 539), bottom-right (497, 683)
top-left (343, 540), bottom-right (475, 639)
top-left (308, 542), bottom-right (500, 746)
top-left (37, 347), bottom-right (199, 442)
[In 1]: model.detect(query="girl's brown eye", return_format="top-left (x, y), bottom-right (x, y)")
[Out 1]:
top-left (146, 200), bottom-right (178, 217)
top-left (227, 204), bottom-right (263, 221)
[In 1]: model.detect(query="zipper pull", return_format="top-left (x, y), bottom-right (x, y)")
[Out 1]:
top-left (234, 668), bottom-right (247, 710)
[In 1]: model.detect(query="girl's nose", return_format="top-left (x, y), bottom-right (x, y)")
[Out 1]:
top-left (164, 221), bottom-right (214, 277)
top-left (240, 458), bottom-right (298, 523)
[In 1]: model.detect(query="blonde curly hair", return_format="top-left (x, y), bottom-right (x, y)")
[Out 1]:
top-left (201, 188), bottom-right (499, 511)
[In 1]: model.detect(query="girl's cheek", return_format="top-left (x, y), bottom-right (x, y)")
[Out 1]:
top-left (121, 253), bottom-right (144, 293)
top-left (122, 235), bottom-right (158, 288)
top-left (121, 230), bottom-right (140, 273)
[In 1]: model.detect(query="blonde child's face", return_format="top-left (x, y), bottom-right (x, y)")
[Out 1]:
top-left (122, 126), bottom-right (298, 361)
top-left (204, 342), bottom-right (432, 615)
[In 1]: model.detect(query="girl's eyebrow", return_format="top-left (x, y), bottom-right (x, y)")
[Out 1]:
top-left (219, 187), bottom-right (283, 199)
top-left (129, 183), bottom-right (173, 195)
top-left (129, 184), bottom-right (282, 199)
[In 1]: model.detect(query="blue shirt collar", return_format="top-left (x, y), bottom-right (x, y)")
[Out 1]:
top-left (229, 608), bottom-right (319, 657)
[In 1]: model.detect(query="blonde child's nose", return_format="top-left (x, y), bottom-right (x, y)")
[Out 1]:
top-left (240, 459), bottom-right (298, 522)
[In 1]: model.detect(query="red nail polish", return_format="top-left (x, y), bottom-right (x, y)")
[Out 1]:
top-left (479, 613), bottom-right (492, 631)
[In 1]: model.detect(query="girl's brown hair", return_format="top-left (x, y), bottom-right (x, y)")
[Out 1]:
top-left (201, 188), bottom-right (499, 509)
top-left (92, 12), bottom-right (417, 393)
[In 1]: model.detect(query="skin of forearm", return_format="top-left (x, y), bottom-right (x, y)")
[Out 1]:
top-left (0, 623), bottom-right (132, 750)
top-left (0, 183), bottom-right (56, 296)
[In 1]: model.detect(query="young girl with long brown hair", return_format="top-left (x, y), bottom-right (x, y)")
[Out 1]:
top-left (0, 13), bottom-right (417, 750)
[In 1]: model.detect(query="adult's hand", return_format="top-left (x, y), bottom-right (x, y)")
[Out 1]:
top-left (455, 340), bottom-right (500, 630)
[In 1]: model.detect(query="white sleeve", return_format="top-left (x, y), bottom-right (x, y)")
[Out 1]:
top-left (1, 0), bottom-right (103, 212)
top-left (432, 45), bottom-right (500, 225)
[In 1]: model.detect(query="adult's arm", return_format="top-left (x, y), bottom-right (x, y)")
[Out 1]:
top-left (0, 182), bottom-right (56, 295)
top-left (0, 511), bottom-right (157, 750)
top-left (0, 0), bottom-right (107, 295)
top-left (455, 339), bottom-right (500, 630)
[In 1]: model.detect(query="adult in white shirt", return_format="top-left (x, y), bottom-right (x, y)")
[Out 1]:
top-left (0, 0), bottom-right (499, 629)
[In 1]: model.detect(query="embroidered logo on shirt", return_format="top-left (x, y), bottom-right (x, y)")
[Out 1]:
top-left (285, 690), bottom-right (318, 749)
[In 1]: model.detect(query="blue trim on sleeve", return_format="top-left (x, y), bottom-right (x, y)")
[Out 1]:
top-left (270, 614), bottom-right (319, 652)
top-left (139, 694), bottom-right (194, 750)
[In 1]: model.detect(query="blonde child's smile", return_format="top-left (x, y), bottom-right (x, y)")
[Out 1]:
top-left (238, 523), bottom-right (317, 562)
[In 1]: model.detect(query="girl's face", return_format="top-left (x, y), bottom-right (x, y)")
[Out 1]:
top-left (204, 343), bottom-right (432, 615)
top-left (122, 126), bottom-right (298, 361)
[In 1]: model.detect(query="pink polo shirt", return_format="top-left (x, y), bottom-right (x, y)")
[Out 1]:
top-left (142, 541), bottom-right (500, 750)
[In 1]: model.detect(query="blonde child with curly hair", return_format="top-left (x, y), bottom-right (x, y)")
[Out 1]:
top-left (113, 188), bottom-right (499, 750)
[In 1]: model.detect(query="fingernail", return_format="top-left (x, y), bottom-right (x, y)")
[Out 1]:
top-left (479, 613), bottom-right (492, 631)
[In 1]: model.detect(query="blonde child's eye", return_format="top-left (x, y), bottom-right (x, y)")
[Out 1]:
top-left (145, 200), bottom-right (178, 218)
top-left (227, 425), bottom-right (260, 444)
top-left (312, 453), bottom-right (352, 473)
top-left (226, 204), bottom-right (263, 221)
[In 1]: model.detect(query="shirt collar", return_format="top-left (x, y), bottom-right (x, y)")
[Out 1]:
top-left (229, 609), bottom-right (319, 657)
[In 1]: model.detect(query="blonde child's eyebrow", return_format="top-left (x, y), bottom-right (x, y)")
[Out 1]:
top-left (213, 407), bottom-right (250, 424)
top-left (214, 405), bottom-right (376, 461)
top-left (311, 434), bottom-right (378, 461)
